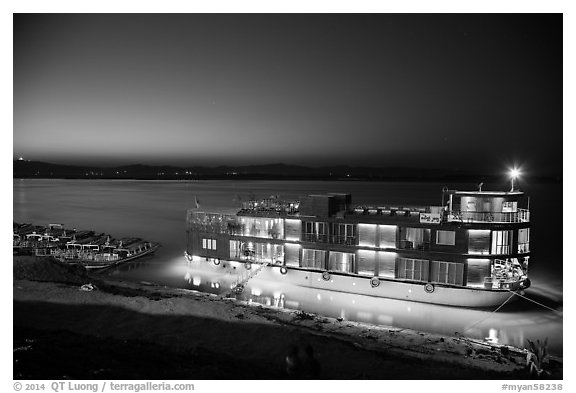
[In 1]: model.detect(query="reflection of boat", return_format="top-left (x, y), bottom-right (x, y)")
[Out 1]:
top-left (13, 222), bottom-right (160, 270)
top-left (185, 185), bottom-right (532, 308)
top-left (178, 260), bottom-right (562, 355)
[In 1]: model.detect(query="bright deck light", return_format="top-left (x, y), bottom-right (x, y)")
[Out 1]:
top-left (509, 167), bottom-right (521, 191)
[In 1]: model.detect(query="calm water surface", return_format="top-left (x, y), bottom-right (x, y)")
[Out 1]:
top-left (13, 179), bottom-right (563, 355)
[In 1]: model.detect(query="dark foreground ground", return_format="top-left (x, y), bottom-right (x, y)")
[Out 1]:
top-left (13, 257), bottom-right (563, 380)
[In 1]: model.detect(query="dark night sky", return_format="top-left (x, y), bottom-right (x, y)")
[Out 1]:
top-left (13, 14), bottom-right (562, 175)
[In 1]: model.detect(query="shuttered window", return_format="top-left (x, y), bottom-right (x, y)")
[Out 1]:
top-left (395, 258), bottom-right (429, 281)
top-left (328, 251), bottom-right (355, 273)
top-left (430, 261), bottom-right (464, 286)
top-left (301, 249), bottom-right (326, 269)
top-left (436, 230), bottom-right (456, 246)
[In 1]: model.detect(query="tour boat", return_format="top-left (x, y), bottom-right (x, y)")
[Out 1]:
top-left (53, 236), bottom-right (160, 270)
top-left (13, 223), bottom-right (160, 270)
top-left (184, 180), bottom-right (531, 308)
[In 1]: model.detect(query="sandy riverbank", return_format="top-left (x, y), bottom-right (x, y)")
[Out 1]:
top-left (13, 256), bottom-right (562, 379)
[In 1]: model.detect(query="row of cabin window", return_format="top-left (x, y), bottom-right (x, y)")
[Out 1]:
top-left (303, 224), bottom-right (451, 245)
top-left (357, 226), bottom-right (454, 248)
top-left (229, 240), bottom-right (285, 263)
top-left (209, 228), bottom-right (528, 257)
top-left (227, 217), bottom-right (530, 254)
top-left (202, 238), bottom-right (217, 250)
top-left (357, 227), bottom-right (528, 254)
top-left (304, 222), bottom-right (356, 236)
top-left (222, 241), bottom-right (493, 288)
top-left (303, 223), bottom-right (529, 253)
top-left (299, 249), bottom-right (470, 286)
top-left (469, 228), bottom-right (530, 255)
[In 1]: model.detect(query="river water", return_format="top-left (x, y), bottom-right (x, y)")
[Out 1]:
top-left (13, 179), bottom-right (563, 355)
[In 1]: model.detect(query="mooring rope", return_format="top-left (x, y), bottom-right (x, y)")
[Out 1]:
top-left (507, 290), bottom-right (562, 315)
top-left (463, 288), bottom-right (562, 336)
top-left (463, 292), bottom-right (516, 333)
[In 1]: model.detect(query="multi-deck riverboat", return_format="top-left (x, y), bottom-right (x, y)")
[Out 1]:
top-left (185, 186), bottom-right (531, 307)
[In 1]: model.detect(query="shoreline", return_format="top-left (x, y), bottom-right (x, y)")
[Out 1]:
top-left (13, 256), bottom-right (563, 379)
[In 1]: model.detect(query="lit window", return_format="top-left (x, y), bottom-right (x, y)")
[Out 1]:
top-left (331, 223), bottom-right (356, 245)
top-left (357, 249), bottom-right (376, 275)
top-left (378, 225), bottom-right (397, 248)
top-left (430, 261), bottom-right (464, 285)
top-left (518, 228), bottom-right (530, 253)
top-left (466, 259), bottom-right (491, 288)
top-left (491, 230), bottom-right (512, 254)
top-left (377, 251), bottom-right (396, 278)
top-left (358, 224), bottom-right (377, 247)
top-left (399, 227), bottom-right (430, 250)
top-left (395, 258), bottom-right (428, 281)
top-left (328, 251), bottom-right (355, 273)
top-left (468, 230), bottom-right (490, 255)
top-left (229, 240), bottom-right (241, 258)
top-left (302, 249), bottom-right (326, 269)
top-left (285, 243), bottom-right (301, 267)
top-left (202, 238), bottom-right (217, 250)
top-left (304, 221), bottom-right (328, 242)
top-left (285, 219), bottom-right (301, 241)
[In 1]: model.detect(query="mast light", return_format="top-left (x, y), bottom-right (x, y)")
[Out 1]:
top-left (509, 167), bottom-right (521, 191)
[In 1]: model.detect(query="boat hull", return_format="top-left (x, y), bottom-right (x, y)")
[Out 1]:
top-left (61, 244), bottom-right (161, 270)
top-left (186, 256), bottom-right (521, 308)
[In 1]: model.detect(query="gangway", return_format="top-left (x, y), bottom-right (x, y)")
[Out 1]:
top-left (222, 261), bottom-right (270, 297)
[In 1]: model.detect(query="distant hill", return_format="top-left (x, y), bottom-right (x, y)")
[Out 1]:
top-left (12, 159), bottom-right (559, 183)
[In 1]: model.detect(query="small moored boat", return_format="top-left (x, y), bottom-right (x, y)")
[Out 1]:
top-left (13, 223), bottom-right (160, 270)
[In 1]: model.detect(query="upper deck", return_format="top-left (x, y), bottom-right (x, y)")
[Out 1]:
top-left (228, 188), bottom-right (530, 225)
top-left (442, 189), bottom-right (529, 224)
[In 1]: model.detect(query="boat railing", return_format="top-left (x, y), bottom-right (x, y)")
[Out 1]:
top-left (15, 239), bottom-right (55, 248)
top-left (518, 243), bottom-right (530, 253)
top-left (302, 233), bottom-right (329, 243)
top-left (398, 240), bottom-right (431, 251)
top-left (50, 248), bottom-right (119, 262)
top-left (484, 276), bottom-right (523, 290)
top-left (331, 235), bottom-right (357, 245)
top-left (34, 248), bottom-right (50, 256)
top-left (232, 251), bottom-right (284, 265)
top-left (448, 209), bottom-right (530, 223)
top-left (93, 253), bottom-right (120, 262)
top-left (484, 258), bottom-right (527, 289)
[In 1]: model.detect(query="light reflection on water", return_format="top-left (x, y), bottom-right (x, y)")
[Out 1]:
top-left (110, 256), bottom-right (563, 356)
top-left (13, 179), bottom-right (563, 356)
